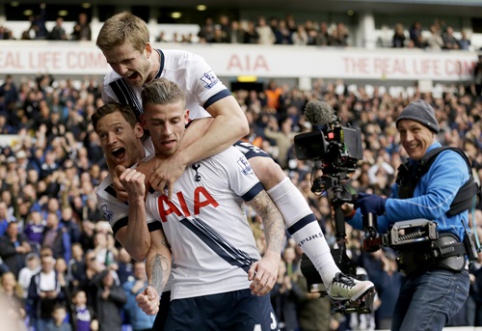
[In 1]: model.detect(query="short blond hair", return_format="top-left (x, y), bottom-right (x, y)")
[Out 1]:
top-left (96, 12), bottom-right (149, 52)
top-left (142, 78), bottom-right (186, 109)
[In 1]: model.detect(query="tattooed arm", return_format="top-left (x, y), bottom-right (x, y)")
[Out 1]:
top-left (246, 189), bottom-right (285, 296)
top-left (146, 229), bottom-right (172, 294)
top-left (136, 229), bottom-right (171, 316)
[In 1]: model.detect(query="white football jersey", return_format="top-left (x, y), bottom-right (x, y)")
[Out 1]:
top-left (102, 49), bottom-right (230, 121)
top-left (145, 146), bottom-right (263, 300)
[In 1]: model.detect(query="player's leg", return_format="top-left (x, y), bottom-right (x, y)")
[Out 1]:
top-left (249, 156), bottom-right (374, 300)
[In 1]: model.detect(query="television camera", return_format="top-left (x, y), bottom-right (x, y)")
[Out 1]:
top-left (294, 100), bottom-right (375, 314)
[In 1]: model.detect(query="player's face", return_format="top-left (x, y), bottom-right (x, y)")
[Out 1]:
top-left (142, 101), bottom-right (189, 157)
top-left (102, 41), bottom-right (152, 87)
top-left (96, 111), bottom-right (145, 167)
top-left (398, 119), bottom-right (435, 161)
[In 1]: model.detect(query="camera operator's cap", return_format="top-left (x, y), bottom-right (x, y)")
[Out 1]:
top-left (396, 99), bottom-right (439, 133)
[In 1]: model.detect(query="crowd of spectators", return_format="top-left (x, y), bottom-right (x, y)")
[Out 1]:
top-left (1, 5), bottom-right (478, 51)
top-left (389, 19), bottom-right (474, 51)
top-left (0, 70), bottom-right (481, 331)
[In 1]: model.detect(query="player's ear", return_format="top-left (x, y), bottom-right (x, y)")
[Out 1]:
top-left (184, 109), bottom-right (190, 125)
top-left (134, 122), bottom-right (144, 138)
top-left (145, 42), bottom-right (153, 58)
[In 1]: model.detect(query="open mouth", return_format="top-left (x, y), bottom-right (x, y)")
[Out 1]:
top-left (111, 147), bottom-right (126, 160)
top-left (126, 72), bottom-right (139, 81)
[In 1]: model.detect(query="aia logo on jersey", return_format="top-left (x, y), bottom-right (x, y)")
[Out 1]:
top-left (237, 156), bottom-right (253, 176)
top-left (200, 70), bottom-right (219, 89)
top-left (100, 205), bottom-right (114, 223)
top-left (157, 187), bottom-right (219, 223)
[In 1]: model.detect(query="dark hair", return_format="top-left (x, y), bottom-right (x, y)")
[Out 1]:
top-left (91, 103), bottom-right (139, 132)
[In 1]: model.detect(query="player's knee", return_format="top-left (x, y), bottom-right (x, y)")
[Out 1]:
top-left (250, 157), bottom-right (285, 190)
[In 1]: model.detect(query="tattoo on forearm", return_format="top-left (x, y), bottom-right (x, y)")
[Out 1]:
top-left (149, 253), bottom-right (169, 295)
top-left (251, 191), bottom-right (285, 254)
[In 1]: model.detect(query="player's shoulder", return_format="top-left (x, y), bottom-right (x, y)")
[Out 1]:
top-left (103, 70), bottom-right (122, 86)
top-left (96, 174), bottom-right (113, 192)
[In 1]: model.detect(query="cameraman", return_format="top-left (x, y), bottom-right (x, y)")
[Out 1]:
top-left (345, 100), bottom-right (471, 331)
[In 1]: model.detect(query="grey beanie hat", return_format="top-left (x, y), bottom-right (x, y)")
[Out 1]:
top-left (396, 100), bottom-right (439, 133)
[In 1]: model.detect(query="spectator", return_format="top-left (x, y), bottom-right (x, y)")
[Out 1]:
top-left (23, 211), bottom-right (46, 252)
top-left (197, 16), bottom-right (215, 43)
top-left (292, 25), bottom-right (309, 46)
top-left (229, 20), bottom-right (245, 44)
top-left (274, 20), bottom-right (293, 45)
top-left (270, 260), bottom-right (301, 331)
top-left (244, 21), bottom-right (260, 44)
top-left (70, 289), bottom-right (95, 331)
top-left (49, 17), bottom-right (68, 41)
top-left (257, 16), bottom-right (275, 45)
top-left (93, 270), bottom-right (126, 331)
top-left (264, 116), bottom-right (297, 169)
top-left (458, 31), bottom-right (471, 50)
top-left (41, 213), bottom-right (71, 263)
top-left (122, 261), bottom-right (155, 331)
top-left (392, 23), bottom-right (406, 48)
top-left (28, 247), bottom-right (67, 331)
top-left (28, 3), bottom-right (48, 40)
top-left (18, 252), bottom-right (40, 298)
top-left (442, 26), bottom-right (460, 50)
top-left (426, 25), bottom-right (443, 50)
top-left (45, 304), bottom-right (72, 331)
top-left (67, 243), bottom-right (86, 290)
top-left (409, 21), bottom-right (424, 48)
top-left (0, 25), bottom-right (14, 40)
top-left (295, 272), bottom-right (331, 331)
top-left (314, 22), bottom-right (329, 46)
top-left (0, 74), bottom-right (19, 116)
top-left (0, 221), bottom-right (32, 278)
top-left (71, 13), bottom-right (91, 41)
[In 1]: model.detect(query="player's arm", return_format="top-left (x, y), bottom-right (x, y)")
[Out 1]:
top-left (146, 229), bottom-right (171, 295)
top-left (115, 166), bottom-right (150, 261)
top-left (136, 228), bottom-right (171, 316)
top-left (182, 96), bottom-right (249, 165)
top-left (246, 189), bottom-right (285, 296)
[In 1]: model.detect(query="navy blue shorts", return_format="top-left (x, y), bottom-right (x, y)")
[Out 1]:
top-left (152, 291), bottom-right (171, 331)
top-left (164, 289), bottom-right (279, 331)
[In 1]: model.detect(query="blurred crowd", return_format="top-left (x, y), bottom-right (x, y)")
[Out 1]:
top-left (0, 4), bottom-right (478, 51)
top-left (0, 70), bottom-right (482, 331)
top-left (388, 20), bottom-right (473, 50)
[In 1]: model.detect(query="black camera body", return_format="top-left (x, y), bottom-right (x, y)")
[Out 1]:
top-left (294, 117), bottom-right (374, 313)
top-left (294, 125), bottom-right (362, 169)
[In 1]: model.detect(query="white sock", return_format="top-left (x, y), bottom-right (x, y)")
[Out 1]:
top-left (267, 177), bottom-right (340, 286)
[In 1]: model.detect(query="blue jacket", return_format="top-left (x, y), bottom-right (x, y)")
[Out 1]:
top-left (122, 280), bottom-right (155, 330)
top-left (349, 142), bottom-right (470, 241)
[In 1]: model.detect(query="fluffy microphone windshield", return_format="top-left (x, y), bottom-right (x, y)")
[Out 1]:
top-left (304, 100), bottom-right (337, 125)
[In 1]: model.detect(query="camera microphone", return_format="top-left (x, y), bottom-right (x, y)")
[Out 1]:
top-left (304, 100), bottom-right (337, 126)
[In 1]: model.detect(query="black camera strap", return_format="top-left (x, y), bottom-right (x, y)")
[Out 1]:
top-left (396, 146), bottom-right (481, 216)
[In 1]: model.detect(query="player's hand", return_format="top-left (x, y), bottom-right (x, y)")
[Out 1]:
top-left (148, 152), bottom-right (187, 199)
top-left (135, 286), bottom-right (160, 315)
top-left (113, 166), bottom-right (128, 202)
top-left (118, 166), bottom-right (146, 199)
top-left (248, 250), bottom-right (280, 296)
